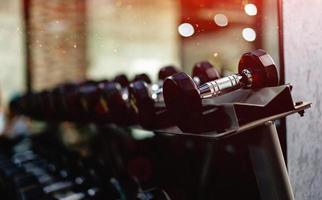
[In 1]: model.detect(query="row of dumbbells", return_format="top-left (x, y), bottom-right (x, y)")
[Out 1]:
top-left (10, 49), bottom-right (279, 133)
top-left (10, 61), bottom-right (221, 129)
top-left (0, 136), bottom-right (171, 200)
top-left (0, 150), bottom-right (103, 200)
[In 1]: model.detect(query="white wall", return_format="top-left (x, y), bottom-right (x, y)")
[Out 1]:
top-left (284, 1), bottom-right (322, 199)
top-left (0, 0), bottom-right (25, 104)
top-left (87, 0), bottom-right (180, 82)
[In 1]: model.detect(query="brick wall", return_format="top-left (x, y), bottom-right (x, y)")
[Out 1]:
top-left (28, 0), bottom-right (87, 91)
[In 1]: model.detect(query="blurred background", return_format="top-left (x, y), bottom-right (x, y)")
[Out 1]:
top-left (0, 0), bottom-right (280, 102)
top-left (1, 0), bottom-right (322, 199)
top-left (9, 1), bottom-right (321, 200)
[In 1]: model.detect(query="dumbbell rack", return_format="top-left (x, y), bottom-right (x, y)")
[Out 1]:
top-left (156, 85), bottom-right (311, 200)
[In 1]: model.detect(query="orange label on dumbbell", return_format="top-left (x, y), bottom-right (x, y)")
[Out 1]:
top-left (80, 97), bottom-right (88, 112)
top-left (99, 97), bottom-right (109, 113)
top-left (130, 94), bottom-right (139, 114)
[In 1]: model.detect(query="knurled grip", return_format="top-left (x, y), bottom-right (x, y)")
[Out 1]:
top-left (199, 74), bottom-right (243, 98)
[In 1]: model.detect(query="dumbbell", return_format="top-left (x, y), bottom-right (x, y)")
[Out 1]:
top-left (49, 82), bottom-right (79, 121)
top-left (22, 92), bottom-right (46, 120)
top-left (113, 74), bottom-right (129, 88)
top-left (10, 93), bottom-right (31, 118)
top-left (158, 65), bottom-right (180, 81)
top-left (37, 90), bottom-right (55, 120)
top-left (73, 80), bottom-right (111, 123)
top-left (92, 73), bottom-right (152, 126)
top-left (44, 74), bottom-right (131, 124)
top-left (129, 62), bottom-right (220, 129)
top-left (133, 73), bottom-right (152, 84)
top-left (9, 90), bottom-right (56, 120)
top-left (14, 148), bottom-right (110, 199)
top-left (63, 80), bottom-right (104, 123)
top-left (69, 76), bottom-right (130, 124)
top-left (9, 96), bottom-right (23, 116)
top-left (25, 89), bottom-right (64, 121)
top-left (163, 49), bottom-right (279, 133)
top-left (49, 80), bottom-right (109, 123)
top-left (128, 65), bottom-right (179, 129)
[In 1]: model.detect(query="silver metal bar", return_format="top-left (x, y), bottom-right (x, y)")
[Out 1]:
top-left (199, 74), bottom-right (243, 98)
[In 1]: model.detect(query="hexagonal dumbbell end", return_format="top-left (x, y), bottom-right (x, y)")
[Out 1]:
top-left (163, 61), bottom-right (221, 118)
top-left (130, 66), bottom-right (179, 111)
top-left (128, 80), bottom-right (155, 128)
top-left (238, 49), bottom-right (279, 88)
top-left (113, 74), bottom-right (129, 88)
top-left (192, 61), bottom-right (221, 85)
top-left (158, 65), bottom-right (179, 81)
top-left (129, 66), bottom-right (179, 129)
top-left (163, 72), bottom-right (203, 131)
top-left (133, 73), bottom-right (152, 84)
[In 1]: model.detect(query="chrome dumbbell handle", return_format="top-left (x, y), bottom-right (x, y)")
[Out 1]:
top-left (199, 69), bottom-right (253, 99)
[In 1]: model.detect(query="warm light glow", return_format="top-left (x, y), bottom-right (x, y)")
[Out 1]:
top-left (214, 14), bottom-right (228, 27)
top-left (244, 3), bottom-right (257, 16)
top-left (178, 23), bottom-right (195, 37)
top-left (242, 28), bottom-right (256, 41)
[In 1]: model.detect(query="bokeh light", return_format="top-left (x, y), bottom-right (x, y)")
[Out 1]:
top-left (242, 28), bottom-right (256, 41)
top-left (244, 3), bottom-right (257, 16)
top-left (214, 14), bottom-right (228, 27)
top-left (178, 23), bottom-right (195, 37)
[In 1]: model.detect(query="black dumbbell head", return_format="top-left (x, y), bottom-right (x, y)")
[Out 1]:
top-left (9, 95), bottom-right (23, 115)
top-left (113, 74), bottom-right (129, 88)
top-left (38, 90), bottom-right (53, 119)
top-left (133, 73), bottom-right (152, 84)
top-left (192, 61), bottom-right (221, 85)
top-left (102, 81), bottom-right (137, 125)
top-left (128, 81), bottom-right (151, 111)
top-left (128, 80), bottom-right (155, 128)
top-left (163, 72), bottom-right (203, 130)
top-left (77, 81), bottom-right (101, 120)
top-left (21, 92), bottom-right (42, 119)
top-left (158, 65), bottom-right (179, 80)
top-left (51, 83), bottom-right (78, 120)
top-left (238, 49), bottom-right (279, 88)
